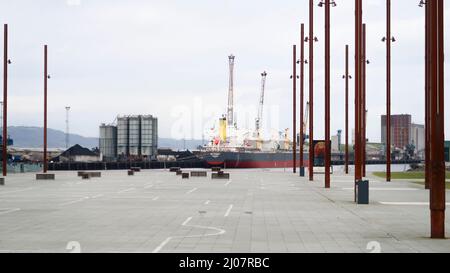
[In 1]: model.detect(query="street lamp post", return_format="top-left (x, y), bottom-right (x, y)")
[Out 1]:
top-left (43, 45), bottom-right (50, 173)
top-left (382, 0), bottom-right (396, 182)
top-left (307, 0), bottom-right (318, 181)
top-left (2, 24), bottom-right (11, 177)
top-left (428, 0), bottom-right (445, 239)
top-left (299, 23), bottom-right (306, 177)
top-left (342, 45), bottom-right (352, 175)
top-left (319, 0), bottom-right (336, 188)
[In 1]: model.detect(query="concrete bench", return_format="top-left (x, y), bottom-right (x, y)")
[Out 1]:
top-left (191, 171), bottom-right (207, 177)
top-left (81, 173), bottom-right (91, 180)
top-left (36, 173), bottom-right (55, 180)
top-left (182, 173), bottom-right (189, 179)
top-left (128, 170), bottom-right (135, 176)
top-left (0, 178), bottom-right (4, 186)
top-left (212, 173), bottom-right (230, 179)
top-left (170, 167), bottom-right (181, 172)
top-left (78, 172), bottom-right (101, 178)
top-left (88, 172), bottom-right (102, 178)
top-left (211, 167), bottom-right (221, 172)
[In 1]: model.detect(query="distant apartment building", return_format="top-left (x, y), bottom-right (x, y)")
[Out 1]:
top-left (99, 115), bottom-right (158, 161)
top-left (381, 114), bottom-right (425, 153)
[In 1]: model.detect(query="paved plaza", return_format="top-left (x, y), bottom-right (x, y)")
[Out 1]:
top-left (0, 168), bottom-right (449, 253)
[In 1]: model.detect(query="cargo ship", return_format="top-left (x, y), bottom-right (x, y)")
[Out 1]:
top-left (197, 55), bottom-right (313, 169)
top-left (197, 150), bottom-right (309, 169)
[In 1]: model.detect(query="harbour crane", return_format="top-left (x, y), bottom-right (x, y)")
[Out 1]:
top-left (227, 55), bottom-right (235, 128)
top-left (255, 71), bottom-right (267, 138)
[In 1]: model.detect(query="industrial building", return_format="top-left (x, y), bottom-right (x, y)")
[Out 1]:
top-left (410, 123), bottom-right (425, 154)
top-left (381, 115), bottom-right (425, 154)
top-left (99, 115), bottom-right (158, 161)
top-left (99, 124), bottom-right (117, 161)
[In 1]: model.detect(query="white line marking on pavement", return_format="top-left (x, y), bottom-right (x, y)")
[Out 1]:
top-left (152, 237), bottom-right (172, 254)
top-left (379, 202), bottom-right (450, 206)
top-left (60, 197), bottom-right (89, 206)
top-left (92, 194), bottom-right (104, 199)
top-left (342, 188), bottom-right (419, 191)
top-left (152, 196), bottom-right (160, 201)
top-left (182, 216), bottom-right (192, 226)
top-left (204, 200), bottom-right (210, 205)
top-left (117, 188), bottom-right (135, 194)
top-left (224, 180), bottom-right (232, 186)
top-left (224, 204), bottom-right (233, 217)
top-left (0, 208), bottom-right (21, 216)
top-left (186, 188), bottom-right (197, 194)
top-left (0, 187), bottom-right (34, 195)
top-left (152, 216), bottom-right (226, 253)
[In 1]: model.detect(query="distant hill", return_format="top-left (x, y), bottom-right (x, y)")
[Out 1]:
top-left (8, 126), bottom-right (98, 149)
top-left (7, 126), bottom-right (204, 151)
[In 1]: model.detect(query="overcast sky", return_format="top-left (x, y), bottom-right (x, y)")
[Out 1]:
top-left (0, 0), bottom-right (449, 142)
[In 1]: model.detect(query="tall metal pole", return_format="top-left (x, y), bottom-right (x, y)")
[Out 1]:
top-left (2, 24), bottom-right (8, 177)
top-left (344, 45), bottom-right (349, 175)
top-left (362, 23), bottom-right (367, 178)
top-left (65, 106), bottom-right (70, 149)
top-left (424, 0), bottom-right (431, 190)
top-left (354, 0), bottom-right (363, 184)
top-left (308, 0), bottom-right (315, 181)
top-left (429, 0), bottom-right (445, 239)
top-left (300, 23), bottom-right (305, 176)
top-left (293, 44), bottom-right (297, 174)
top-left (324, 0), bottom-right (331, 189)
top-left (43, 45), bottom-right (48, 173)
top-left (385, 0), bottom-right (392, 182)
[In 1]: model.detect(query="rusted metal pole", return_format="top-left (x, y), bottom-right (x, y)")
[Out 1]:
top-left (354, 0), bottom-right (362, 184)
top-left (362, 23), bottom-right (367, 178)
top-left (308, 0), bottom-right (314, 182)
top-left (2, 24), bottom-right (7, 177)
top-left (344, 45), bottom-right (349, 175)
top-left (386, 0), bottom-right (391, 182)
top-left (300, 23), bottom-right (305, 176)
top-left (293, 44), bottom-right (297, 174)
top-left (424, 0), bottom-right (431, 190)
top-left (324, 0), bottom-right (331, 188)
top-left (43, 45), bottom-right (48, 173)
top-left (429, 0), bottom-right (445, 239)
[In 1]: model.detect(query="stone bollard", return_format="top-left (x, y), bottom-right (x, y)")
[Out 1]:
top-left (191, 171), bottom-right (207, 177)
top-left (36, 173), bottom-right (56, 180)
